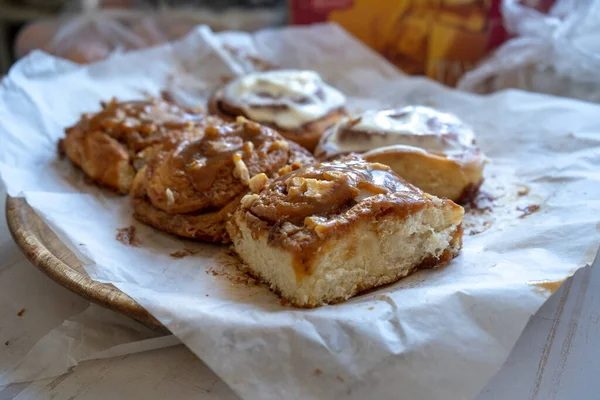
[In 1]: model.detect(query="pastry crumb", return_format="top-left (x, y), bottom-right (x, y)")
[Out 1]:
top-left (314, 369), bottom-right (323, 376)
top-left (517, 186), bottom-right (530, 196)
top-left (206, 267), bottom-right (258, 286)
top-left (116, 226), bottom-right (140, 246)
top-left (170, 248), bottom-right (197, 259)
top-left (17, 308), bottom-right (25, 317)
top-left (517, 205), bottom-right (540, 219)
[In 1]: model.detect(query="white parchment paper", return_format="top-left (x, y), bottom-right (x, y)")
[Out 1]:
top-left (1, 24), bottom-right (599, 400)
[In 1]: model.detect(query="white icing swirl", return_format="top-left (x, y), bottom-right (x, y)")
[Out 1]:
top-left (221, 70), bottom-right (346, 130)
top-left (318, 106), bottom-right (476, 159)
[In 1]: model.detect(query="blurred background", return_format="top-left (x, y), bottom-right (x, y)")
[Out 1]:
top-left (1, 0), bottom-right (599, 101)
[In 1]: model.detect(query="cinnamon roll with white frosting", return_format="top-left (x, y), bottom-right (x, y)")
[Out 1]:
top-left (208, 70), bottom-right (347, 152)
top-left (130, 117), bottom-right (315, 243)
top-left (314, 106), bottom-right (486, 203)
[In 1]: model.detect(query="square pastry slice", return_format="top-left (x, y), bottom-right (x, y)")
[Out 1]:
top-left (227, 156), bottom-right (464, 307)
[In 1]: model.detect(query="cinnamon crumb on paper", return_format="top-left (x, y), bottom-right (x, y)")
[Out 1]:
top-left (517, 205), bottom-right (540, 219)
top-left (170, 248), bottom-right (197, 259)
top-left (116, 226), bottom-right (140, 246)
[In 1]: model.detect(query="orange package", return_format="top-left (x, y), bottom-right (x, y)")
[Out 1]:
top-left (290, 0), bottom-right (508, 86)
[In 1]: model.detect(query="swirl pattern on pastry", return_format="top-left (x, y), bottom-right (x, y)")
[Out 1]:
top-left (130, 117), bottom-right (316, 243)
top-left (62, 97), bottom-right (217, 193)
top-left (208, 70), bottom-right (347, 151)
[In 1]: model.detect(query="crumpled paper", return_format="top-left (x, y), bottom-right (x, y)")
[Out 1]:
top-left (1, 24), bottom-right (599, 400)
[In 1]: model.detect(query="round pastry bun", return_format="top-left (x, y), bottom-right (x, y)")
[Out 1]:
top-left (130, 117), bottom-right (316, 243)
top-left (61, 97), bottom-right (212, 194)
top-left (207, 70), bottom-right (347, 152)
top-left (314, 106), bottom-right (486, 203)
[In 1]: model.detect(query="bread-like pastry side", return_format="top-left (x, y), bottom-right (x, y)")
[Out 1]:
top-left (227, 156), bottom-right (464, 307)
top-left (131, 117), bottom-right (316, 243)
top-left (208, 70), bottom-right (347, 152)
top-left (314, 106), bottom-right (486, 203)
top-left (62, 98), bottom-right (216, 194)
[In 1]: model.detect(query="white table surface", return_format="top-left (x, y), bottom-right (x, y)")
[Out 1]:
top-left (0, 185), bottom-right (598, 400)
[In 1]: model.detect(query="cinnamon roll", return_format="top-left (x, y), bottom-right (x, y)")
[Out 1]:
top-left (130, 117), bottom-right (315, 243)
top-left (208, 70), bottom-right (347, 152)
top-left (227, 156), bottom-right (464, 307)
top-left (62, 97), bottom-right (218, 194)
top-left (314, 106), bottom-right (486, 203)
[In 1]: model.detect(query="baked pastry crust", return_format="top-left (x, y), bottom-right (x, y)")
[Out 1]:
top-left (62, 97), bottom-right (216, 194)
top-left (314, 106), bottom-right (486, 203)
top-left (130, 117), bottom-right (316, 243)
top-left (207, 70), bottom-right (347, 152)
top-left (227, 156), bottom-right (464, 307)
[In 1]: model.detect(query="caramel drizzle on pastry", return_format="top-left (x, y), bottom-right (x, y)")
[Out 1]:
top-left (77, 98), bottom-right (206, 154)
top-left (218, 70), bottom-right (346, 130)
top-left (243, 156), bottom-right (429, 278)
top-left (172, 121), bottom-right (268, 193)
top-left (143, 118), bottom-right (312, 215)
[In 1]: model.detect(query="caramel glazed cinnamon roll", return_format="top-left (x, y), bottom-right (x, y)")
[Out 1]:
top-left (130, 117), bottom-right (316, 243)
top-left (315, 106), bottom-right (486, 204)
top-left (227, 156), bottom-right (464, 307)
top-left (208, 70), bottom-right (347, 152)
top-left (61, 97), bottom-right (218, 194)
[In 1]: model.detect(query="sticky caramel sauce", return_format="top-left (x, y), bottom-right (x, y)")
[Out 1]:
top-left (247, 157), bottom-right (431, 279)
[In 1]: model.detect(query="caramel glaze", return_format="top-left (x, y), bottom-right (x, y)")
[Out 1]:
top-left (244, 156), bottom-right (438, 278)
top-left (67, 98), bottom-right (212, 156)
top-left (141, 119), bottom-right (314, 215)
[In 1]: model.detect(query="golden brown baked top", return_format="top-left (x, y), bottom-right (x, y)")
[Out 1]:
top-left (140, 117), bottom-right (315, 214)
top-left (66, 97), bottom-right (215, 155)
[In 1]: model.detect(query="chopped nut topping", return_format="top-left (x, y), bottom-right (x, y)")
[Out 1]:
top-left (277, 162), bottom-right (303, 176)
top-left (249, 173), bottom-right (268, 193)
top-left (233, 153), bottom-right (250, 183)
top-left (304, 216), bottom-right (332, 239)
top-left (236, 115), bottom-right (247, 124)
top-left (205, 125), bottom-right (220, 138)
top-left (188, 158), bottom-right (207, 171)
top-left (241, 193), bottom-right (259, 208)
top-left (243, 141), bottom-right (255, 153)
top-left (165, 188), bottom-right (175, 207)
top-left (323, 170), bottom-right (344, 181)
top-left (369, 162), bottom-right (392, 171)
top-left (287, 177), bottom-right (335, 199)
top-left (268, 140), bottom-right (289, 152)
top-left (281, 222), bottom-right (301, 236)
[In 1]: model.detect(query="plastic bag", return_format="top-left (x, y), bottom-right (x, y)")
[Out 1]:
top-left (15, 0), bottom-right (150, 64)
top-left (458, 0), bottom-right (600, 103)
top-left (14, 0), bottom-right (282, 65)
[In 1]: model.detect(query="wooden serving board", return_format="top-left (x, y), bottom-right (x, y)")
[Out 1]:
top-left (5, 196), bottom-right (163, 329)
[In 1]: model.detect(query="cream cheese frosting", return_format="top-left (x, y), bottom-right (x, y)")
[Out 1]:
top-left (221, 70), bottom-right (346, 130)
top-left (317, 106), bottom-right (477, 159)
